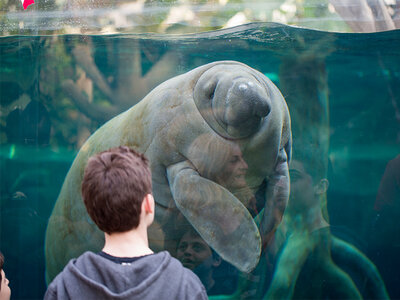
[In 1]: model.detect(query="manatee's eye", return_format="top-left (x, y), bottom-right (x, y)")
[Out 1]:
top-left (205, 81), bottom-right (217, 101)
top-left (209, 89), bottom-right (215, 100)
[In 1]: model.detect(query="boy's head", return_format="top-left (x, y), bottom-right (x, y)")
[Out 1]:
top-left (82, 146), bottom-right (152, 234)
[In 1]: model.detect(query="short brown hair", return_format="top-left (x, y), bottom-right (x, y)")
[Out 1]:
top-left (81, 146), bottom-right (152, 234)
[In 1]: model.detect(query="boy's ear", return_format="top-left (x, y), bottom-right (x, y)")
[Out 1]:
top-left (314, 179), bottom-right (329, 195)
top-left (143, 194), bottom-right (154, 214)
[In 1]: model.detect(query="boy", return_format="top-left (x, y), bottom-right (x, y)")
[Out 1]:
top-left (45, 146), bottom-right (207, 299)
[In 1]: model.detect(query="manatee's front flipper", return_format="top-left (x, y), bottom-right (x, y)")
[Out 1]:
top-left (331, 236), bottom-right (389, 299)
top-left (167, 161), bottom-right (261, 273)
top-left (260, 148), bottom-right (290, 247)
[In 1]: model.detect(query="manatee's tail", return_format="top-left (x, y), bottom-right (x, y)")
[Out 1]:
top-left (331, 236), bottom-right (389, 299)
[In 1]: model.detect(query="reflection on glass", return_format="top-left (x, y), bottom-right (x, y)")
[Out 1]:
top-left (176, 228), bottom-right (238, 296)
top-left (266, 153), bottom-right (389, 299)
top-left (188, 133), bottom-right (251, 202)
top-left (1, 22), bottom-right (399, 299)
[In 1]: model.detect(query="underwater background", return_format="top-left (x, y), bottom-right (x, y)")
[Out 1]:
top-left (0, 23), bottom-right (399, 299)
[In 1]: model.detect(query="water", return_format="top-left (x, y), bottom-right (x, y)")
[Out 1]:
top-left (0, 23), bottom-right (399, 299)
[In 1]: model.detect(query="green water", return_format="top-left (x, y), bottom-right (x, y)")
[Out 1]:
top-left (0, 23), bottom-right (399, 299)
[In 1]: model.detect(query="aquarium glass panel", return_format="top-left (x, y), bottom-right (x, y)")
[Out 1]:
top-left (1, 15), bottom-right (399, 300)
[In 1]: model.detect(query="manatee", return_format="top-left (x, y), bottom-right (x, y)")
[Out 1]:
top-left (45, 61), bottom-right (292, 283)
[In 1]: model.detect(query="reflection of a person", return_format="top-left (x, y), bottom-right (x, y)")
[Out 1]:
top-left (267, 155), bottom-right (363, 299)
top-left (267, 148), bottom-right (390, 300)
top-left (0, 252), bottom-right (11, 300)
top-left (176, 228), bottom-right (237, 296)
top-left (177, 229), bottom-right (221, 291)
top-left (189, 134), bottom-right (248, 190)
top-left (188, 133), bottom-right (256, 213)
top-left (214, 143), bottom-right (248, 191)
top-left (287, 159), bottom-right (329, 231)
top-left (368, 154), bottom-right (400, 299)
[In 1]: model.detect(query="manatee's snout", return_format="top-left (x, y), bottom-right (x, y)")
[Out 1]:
top-left (194, 63), bottom-right (277, 139)
top-left (225, 79), bottom-right (271, 126)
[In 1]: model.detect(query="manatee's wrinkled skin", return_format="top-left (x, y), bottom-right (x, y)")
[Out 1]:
top-left (45, 61), bottom-right (291, 283)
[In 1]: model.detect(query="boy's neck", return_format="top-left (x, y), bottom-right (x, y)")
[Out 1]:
top-left (286, 202), bottom-right (329, 233)
top-left (102, 227), bottom-right (154, 258)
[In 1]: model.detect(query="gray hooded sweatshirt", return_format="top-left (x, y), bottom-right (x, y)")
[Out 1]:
top-left (44, 251), bottom-right (208, 300)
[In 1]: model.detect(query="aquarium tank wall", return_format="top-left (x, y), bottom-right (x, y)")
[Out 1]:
top-left (1, 0), bottom-right (399, 299)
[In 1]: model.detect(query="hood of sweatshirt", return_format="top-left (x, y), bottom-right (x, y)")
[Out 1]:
top-left (50, 251), bottom-right (206, 299)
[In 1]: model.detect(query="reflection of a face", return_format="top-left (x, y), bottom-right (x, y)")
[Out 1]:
top-left (177, 231), bottom-right (213, 270)
top-left (0, 270), bottom-right (11, 300)
top-left (216, 144), bottom-right (248, 190)
top-left (289, 160), bottom-right (315, 209)
top-left (189, 134), bottom-right (249, 192)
